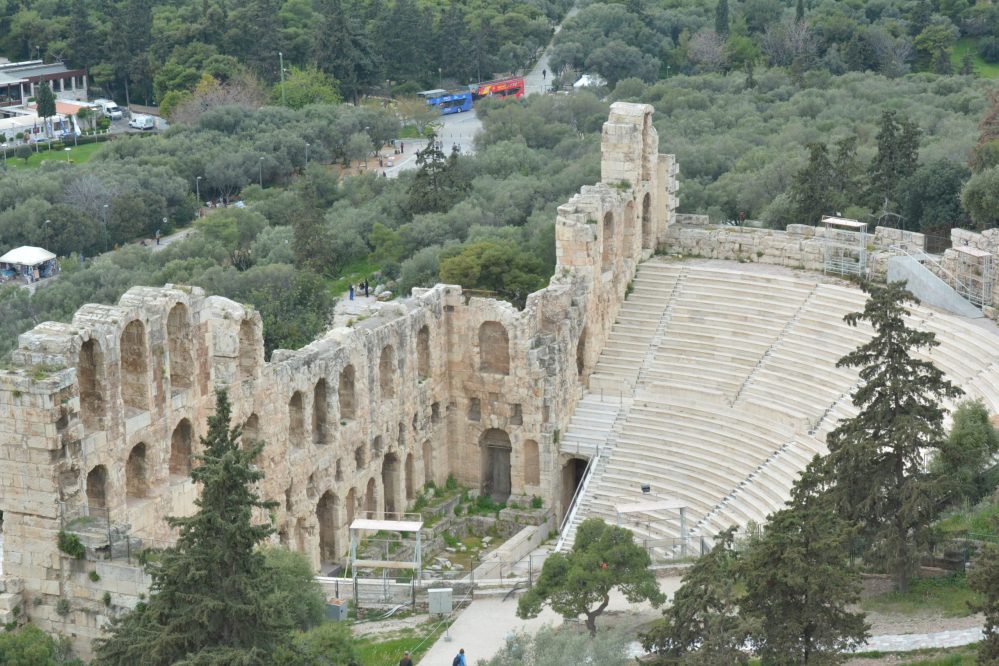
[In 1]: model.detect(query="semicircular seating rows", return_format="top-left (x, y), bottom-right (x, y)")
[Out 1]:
top-left (559, 258), bottom-right (999, 551)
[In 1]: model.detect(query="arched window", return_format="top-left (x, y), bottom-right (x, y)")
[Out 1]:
top-left (167, 303), bottom-right (193, 391)
top-left (126, 443), bottom-right (149, 499)
top-left (642, 193), bottom-right (653, 250)
top-left (241, 413), bottom-right (259, 451)
top-left (120, 320), bottom-right (149, 412)
top-left (78, 339), bottom-right (105, 431)
top-left (288, 391), bottom-right (304, 447)
top-left (313, 379), bottom-right (328, 445)
top-left (601, 211), bottom-right (615, 272)
top-left (170, 419), bottom-right (193, 477)
top-left (417, 325), bottom-right (431, 380)
top-left (478, 322), bottom-right (510, 375)
top-left (524, 439), bottom-right (540, 486)
top-left (86, 464), bottom-right (108, 509)
top-left (382, 453), bottom-right (399, 517)
top-left (239, 319), bottom-right (256, 381)
top-left (364, 478), bottom-right (377, 517)
top-left (405, 453), bottom-right (415, 500)
top-left (339, 365), bottom-right (356, 420)
top-left (379, 346), bottom-right (396, 398)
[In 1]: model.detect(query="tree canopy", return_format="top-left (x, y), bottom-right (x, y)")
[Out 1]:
top-left (517, 517), bottom-right (665, 636)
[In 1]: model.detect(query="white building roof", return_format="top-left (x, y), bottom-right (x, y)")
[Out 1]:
top-left (0, 246), bottom-right (56, 266)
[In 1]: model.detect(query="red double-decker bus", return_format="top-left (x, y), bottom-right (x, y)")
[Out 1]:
top-left (470, 76), bottom-right (525, 100)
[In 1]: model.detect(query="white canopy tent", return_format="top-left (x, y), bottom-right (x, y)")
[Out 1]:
top-left (0, 246), bottom-right (56, 266)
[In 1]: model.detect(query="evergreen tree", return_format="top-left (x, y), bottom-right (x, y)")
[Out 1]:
top-left (931, 398), bottom-right (999, 505)
top-left (92, 389), bottom-right (289, 665)
top-left (789, 143), bottom-right (836, 225)
top-left (640, 528), bottom-right (750, 665)
top-left (406, 133), bottom-right (468, 216)
top-left (740, 465), bottom-right (869, 664)
top-left (831, 136), bottom-right (862, 206)
top-left (715, 0), bottom-right (729, 36)
top-left (969, 542), bottom-right (999, 664)
top-left (867, 110), bottom-right (920, 211)
top-left (796, 0), bottom-right (805, 22)
top-left (35, 82), bottom-right (56, 129)
top-left (822, 281), bottom-right (962, 593)
top-left (517, 518), bottom-right (665, 636)
top-left (313, 0), bottom-right (381, 103)
top-left (971, 91), bottom-right (999, 172)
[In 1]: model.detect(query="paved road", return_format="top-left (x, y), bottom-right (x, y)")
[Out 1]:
top-left (383, 110), bottom-right (482, 179)
top-left (524, 5), bottom-right (579, 96)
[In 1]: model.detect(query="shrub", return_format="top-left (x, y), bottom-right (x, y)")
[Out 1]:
top-left (102, 592), bottom-right (112, 607)
top-left (56, 599), bottom-right (71, 616)
top-left (57, 531), bottom-right (86, 559)
top-left (531, 495), bottom-right (544, 509)
top-left (445, 474), bottom-right (458, 492)
top-left (88, 571), bottom-right (100, 582)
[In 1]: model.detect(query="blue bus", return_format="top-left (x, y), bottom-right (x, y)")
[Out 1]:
top-left (418, 88), bottom-right (473, 114)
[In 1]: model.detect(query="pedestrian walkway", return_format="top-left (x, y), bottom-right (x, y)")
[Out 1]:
top-left (856, 627), bottom-right (983, 652)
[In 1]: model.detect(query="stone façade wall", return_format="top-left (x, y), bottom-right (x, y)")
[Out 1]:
top-left (0, 102), bottom-right (679, 652)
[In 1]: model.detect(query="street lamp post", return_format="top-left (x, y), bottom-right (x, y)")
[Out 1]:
top-left (279, 52), bottom-right (287, 106)
top-left (305, 143), bottom-right (310, 165)
top-left (42, 219), bottom-right (51, 250)
top-left (666, 65), bottom-right (671, 79)
top-left (101, 204), bottom-right (109, 252)
top-left (439, 67), bottom-right (443, 89)
top-left (258, 157), bottom-right (264, 187)
top-left (196, 175), bottom-right (202, 205)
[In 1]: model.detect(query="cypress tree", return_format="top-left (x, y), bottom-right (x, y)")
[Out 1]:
top-left (822, 281), bottom-right (962, 593)
top-left (969, 542), bottom-right (999, 663)
top-left (789, 142), bottom-right (836, 225)
top-left (715, 0), bottom-right (729, 36)
top-left (868, 110), bottom-right (920, 211)
top-left (93, 389), bottom-right (285, 665)
top-left (796, 0), bottom-right (805, 21)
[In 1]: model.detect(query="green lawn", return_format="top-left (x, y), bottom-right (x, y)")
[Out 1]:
top-left (330, 257), bottom-right (383, 297)
top-left (353, 621), bottom-right (451, 665)
top-left (861, 574), bottom-right (979, 618)
top-left (2, 141), bottom-right (106, 170)
top-left (952, 37), bottom-right (999, 78)
top-left (848, 644), bottom-right (979, 665)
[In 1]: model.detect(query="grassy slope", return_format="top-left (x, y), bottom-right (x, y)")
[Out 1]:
top-left (861, 574), bottom-right (979, 618)
top-left (952, 37), bottom-right (999, 78)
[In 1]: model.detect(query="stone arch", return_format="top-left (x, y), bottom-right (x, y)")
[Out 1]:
top-left (372, 435), bottom-right (383, 457)
top-left (355, 443), bottom-right (366, 469)
top-left (405, 453), bottom-right (415, 500)
top-left (524, 439), bottom-right (540, 486)
top-left (317, 491), bottom-right (340, 564)
top-left (478, 321), bottom-right (510, 375)
top-left (346, 487), bottom-right (356, 526)
top-left (339, 364), bottom-right (356, 420)
top-left (167, 303), bottom-right (193, 391)
top-left (422, 440), bottom-right (433, 487)
top-left (417, 325), bottom-right (431, 380)
top-left (576, 327), bottom-right (587, 377)
top-left (170, 419), bottom-right (193, 477)
top-left (379, 345), bottom-right (396, 398)
top-left (480, 428), bottom-right (512, 503)
top-left (241, 413), bottom-right (259, 451)
top-left (313, 379), bottom-right (328, 445)
top-left (561, 458), bottom-right (588, 519)
top-left (382, 453), bottom-right (400, 517)
top-left (288, 391), bottom-right (305, 447)
top-left (126, 442), bottom-right (149, 499)
top-left (86, 464), bottom-right (108, 509)
top-left (238, 319), bottom-right (256, 381)
top-left (623, 201), bottom-right (635, 255)
top-left (601, 211), bottom-right (615, 272)
top-left (120, 320), bottom-right (149, 413)
top-left (364, 477), bottom-right (377, 517)
top-left (641, 192), bottom-right (652, 250)
top-left (78, 338), bottom-right (105, 431)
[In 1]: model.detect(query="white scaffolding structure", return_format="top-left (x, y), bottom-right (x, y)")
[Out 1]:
top-left (615, 497), bottom-right (688, 556)
top-left (349, 513), bottom-right (424, 581)
top-left (952, 245), bottom-right (994, 309)
top-left (821, 216), bottom-right (868, 277)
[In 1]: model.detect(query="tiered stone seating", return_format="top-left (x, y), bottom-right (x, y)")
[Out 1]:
top-left (590, 262), bottom-right (684, 391)
top-left (562, 258), bottom-right (999, 550)
top-left (643, 269), bottom-right (813, 400)
top-left (558, 394), bottom-right (620, 459)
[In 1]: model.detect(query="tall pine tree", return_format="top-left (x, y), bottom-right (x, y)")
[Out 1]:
top-left (867, 110), bottom-right (920, 211)
top-left (93, 389), bottom-right (287, 665)
top-left (715, 0), bottom-right (729, 36)
top-left (740, 465), bottom-right (869, 664)
top-left (822, 281), bottom-right (961, 593)
top-left (789, 142), bottom-right (836, 225)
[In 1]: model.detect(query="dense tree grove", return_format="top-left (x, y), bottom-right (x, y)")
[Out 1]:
top-left (550, 0), bottom-right (999, 88)
top-left (0, 0), bottom-right (572, 105)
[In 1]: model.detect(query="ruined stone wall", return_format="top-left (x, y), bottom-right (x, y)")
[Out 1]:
top-left (0, 102), bottom-right (679, 651)
top-left (663, 223), bottom-right (926, 274)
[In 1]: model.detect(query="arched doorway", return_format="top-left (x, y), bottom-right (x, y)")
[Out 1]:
top-left (364, 478), bottom-right (377, 517)
top-left (561, 458), bottom-right (588, 520)
top-left (288, 391), bottom-right (304, 447)
top-left (405, 453), bottom-right (415, 500)
top-left (317, 491), bottom-right (339, 565)
top-left (480, 429), bottom-right (512, 503)
top-left (86, 465), bottom-right (108, 509)
top-left (170, 419), bottom-right (193, 477)
top-left (382, 453), bottom-right (399, 517)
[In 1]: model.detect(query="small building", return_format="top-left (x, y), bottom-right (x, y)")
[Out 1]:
top-left (0, 60), bottom-right (88, 111)
top-left (0, 245), bottom-right (58, 282)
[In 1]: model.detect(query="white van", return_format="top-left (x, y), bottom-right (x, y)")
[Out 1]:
top-left (93, 99), bottom-right (123, 120)
top-left (128, 114), bottom-right (154, 130)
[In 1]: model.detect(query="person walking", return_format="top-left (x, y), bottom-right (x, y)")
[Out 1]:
top-left (348, 283), bottom-right (355, 301)
top-left (452, 648), bottom-right (467, 666)
top-left (398, 650), bottom-right (413, 666)
top-left (364, 279), bottom-right (370, 298)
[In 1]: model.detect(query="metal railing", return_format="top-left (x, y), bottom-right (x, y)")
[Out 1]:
top-left (554, 452), bottom-right (599, 552)
top-left (886, 244), bottom-right (985, 310)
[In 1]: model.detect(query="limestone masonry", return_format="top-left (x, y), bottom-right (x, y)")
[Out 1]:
top-left (0, 103), bottom-right (677, 650)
